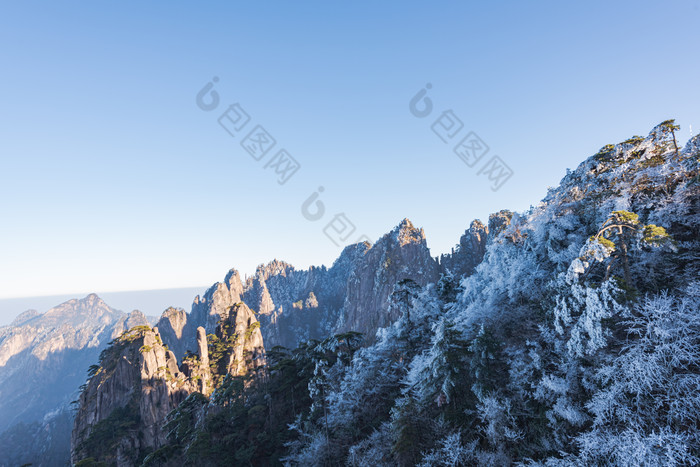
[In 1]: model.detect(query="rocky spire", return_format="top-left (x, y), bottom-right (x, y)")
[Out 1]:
top-left (196, 326), bottom-right (209, 367)
top-left (190, 268), bottom-right (246, 334)
top-left (340, 218), bottom-right (439, 341)
top-left (155, 306), bottom-right (191, 361)
top-left (439, 219), bottom-right (489, 278)
top-left (488, 210), bottom-right (514, 238)
top-left (71, 326), bottom-right (198, 466)
top-left (218, 302), bottom-right (265, 377)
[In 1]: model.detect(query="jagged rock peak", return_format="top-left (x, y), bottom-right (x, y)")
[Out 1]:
top-left (71, 325), bottom-right (202, 465)
top-left (438, 218), bottom-right (489, 278)
top-left (340, 217), bottom-right (440, 340)
top-left (224, 269), bottom-right (244, 296)
top-left (333, 241), bottom-right (372, 264)
top-left (196, 326), bottom-right (209, 366)
top-left (110, 310), bottom-right (151, 340)
top-left (155, 307), bottom-right (191, 360)
top-left (470, 219), bottom-right (487, 232)
top-left (127, 309), bottom-right (147, 322)
top-left (488, 210), bottom-right (514, 238)
top-left (191, 270), bottom-right (247, 334)
top-left (390, 218), bottom-right (427, 247)
top-left (161, 306), bottom-right (185, 317)
top-left (252, 260), bottom-right (295, 281)
top-left (44, 293), bottom-right (117, 320)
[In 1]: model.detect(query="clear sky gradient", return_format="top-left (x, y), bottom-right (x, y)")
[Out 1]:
top-left (1, 1), bottom-right (698, 299)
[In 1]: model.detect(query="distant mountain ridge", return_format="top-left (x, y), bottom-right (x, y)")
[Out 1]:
top-left (0, 287), bottom-right (206, 327)
top-left (0, 295), bottom-right (149, 467)
top-left (158, 217), bottom-right (464, 361)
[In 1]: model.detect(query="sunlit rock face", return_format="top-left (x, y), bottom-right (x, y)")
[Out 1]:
top-left (154, 306), bottom-right (190, 361)
top-left (190, 269), bottom-right (245, 335)
top-left (70, 326), bottom-right (206, 467)
top-left (70, 306), bottom-right (265, 466)
top-left (217, 302), bottom-right (265, 376)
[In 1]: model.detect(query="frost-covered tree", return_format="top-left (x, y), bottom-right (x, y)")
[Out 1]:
top-left (573, 284), bottom-right (700, 465)
top-left (578, 210), bottom-right (673, 287)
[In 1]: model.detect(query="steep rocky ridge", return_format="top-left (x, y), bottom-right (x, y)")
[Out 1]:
top-left (156, 217), bottom-right (447, 357)
top-left (70, 325), bottom-right (204, 466)
top-left (71, 303), bottom-right (266, 466)
top-left (339, 218), bottom-right (440, 339)
top-left (61, 216), bottom-right (491, 467)
top-left (438, 219), bottom-right (489, 278)
top-left (242, 244), bottom-right (369, 348)
top-left (215, 301), bottom-right (266, 377)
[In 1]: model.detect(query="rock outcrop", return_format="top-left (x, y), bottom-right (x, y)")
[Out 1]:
top-left (70, 304), bottom-right (266, 465)
top-left (218, 302), bottom-right (265, 377)
top-left (242, 246), bottom-right (368, 349)
top-left (71, 325), bottom-right (209, 466)
top-left (340, 218), bottom-right (440, 340)
top-left (488, 209), bottom-right (514, 238)
top-left (154, 307), bottom-right (191, 361)
top-left (180, 326), bottom-right (213, 396)
top-left (191, 269), bottom-right (245, 334)
top-left (438, 219), bottom-right (489, 278)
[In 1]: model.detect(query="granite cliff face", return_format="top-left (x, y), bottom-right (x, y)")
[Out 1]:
top-left (154, 307), bottom-right (191, 361)
top-left (71, 302), bottom-right (267, 466)
top-left (146, 218), bottom-right (463, 359)
top-left (191, 269), bottom-right (245, 334)
top-left (241, 245), bottom-right (368, 349)
top-left (438, 219), bottom-right (489, 277)
top-left (215, 302), bottom-right (265, 377)
top-left (0, 294), bottom-right (149, 467)
top-left (70, 325), bottom-right (207, 466)
top-left (340, 219), bottom-right (440, 339)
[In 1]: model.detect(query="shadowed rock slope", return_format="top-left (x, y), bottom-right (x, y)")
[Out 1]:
top-left (0, 294), bottom-right (148, 467)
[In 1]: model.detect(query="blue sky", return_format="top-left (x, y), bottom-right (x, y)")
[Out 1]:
top-left (0, 1), bottom-right (698, 300)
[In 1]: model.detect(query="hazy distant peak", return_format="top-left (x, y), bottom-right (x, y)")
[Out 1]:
top-left (43, 294), bottom-right (116, 321)
top-left (10, 309), bottom-right (40, 327)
